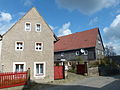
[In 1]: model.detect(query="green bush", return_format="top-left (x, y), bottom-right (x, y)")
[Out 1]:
top-left (89, 60), bottom-right (99, 68)
top-left (100, 57), bottom-right (118, 68)
top-left (68, 69), bottom-right (76, 73)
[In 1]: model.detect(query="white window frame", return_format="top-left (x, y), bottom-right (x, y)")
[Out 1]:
top-left (61, 52), bottom-right (64, 56)
top-left (84, 50), bottom-right (88, 55)
top-left (25, 22), bottom-right (31, 31)
top-left (98, 40), bottom-right (101, 44)
top-left (97, 50), bottom-right (100, 55)
top-left (68, 62), bottom-right (72, 66)
top-left (34, 62), bottom-right (46, 78)
top-left (35, 42), bottom-right (43, 51)
top-left (35, 23), bottom-right (41, 32)
top-left (76, 51), bottom-right (79, 55)
top-left (13, 62), bottom-right (26, 72)
top-left (102, 51), bottom-right (104, 55)
top-left (15, 41), bottom-right (24, 51)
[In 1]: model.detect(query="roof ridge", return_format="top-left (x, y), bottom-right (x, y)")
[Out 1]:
top-left (58, 28), bottom-right (99, 38)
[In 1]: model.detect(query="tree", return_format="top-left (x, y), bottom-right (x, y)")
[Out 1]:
top-left (105, 45), bottom-right (116, 56)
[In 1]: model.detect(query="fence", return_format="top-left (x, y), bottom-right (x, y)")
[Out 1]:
top-left (0, 69), bottom-right (30, 89)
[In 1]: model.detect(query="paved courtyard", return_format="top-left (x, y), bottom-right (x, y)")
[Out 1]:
top-left (41, 75), bottom-right (120, 90)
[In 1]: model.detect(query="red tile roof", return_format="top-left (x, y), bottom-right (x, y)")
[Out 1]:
top-left (54, 28), bottom-right (99, 52)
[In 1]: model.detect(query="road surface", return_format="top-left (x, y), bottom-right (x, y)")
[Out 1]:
top-left (42, 75), bottom-right (120, 90)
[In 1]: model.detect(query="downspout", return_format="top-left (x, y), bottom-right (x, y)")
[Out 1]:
top-left (0, 35), bottom-right (3, 72)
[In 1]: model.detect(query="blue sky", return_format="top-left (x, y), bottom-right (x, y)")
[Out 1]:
top-left (0, 0), bottom-right (120, 54)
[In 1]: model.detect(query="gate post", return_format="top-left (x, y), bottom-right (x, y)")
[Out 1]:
top-left (84, 62), bottom-right (88, 76)
top-left (26, 68), bottom-right (30, 88)
top-left (63, 61), bottom-right (65, 79)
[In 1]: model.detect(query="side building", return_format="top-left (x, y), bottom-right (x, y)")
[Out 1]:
top-left (54, 28), bottom-right (104, 63)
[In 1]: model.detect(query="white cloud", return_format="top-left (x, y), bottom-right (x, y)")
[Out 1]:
top-left (104, 41), bottom-right (120, 55)
top-left (0, 22), bottom-right (15, 35)
top-left (23, 0), bottom-right (33, 6)
top-left (103, 14), bottom-right (120, 40)
top-left (56, 0), bottom-right (120, 14)
top-left (0, 12), bottom-right (14, 35)
top-left (18, 12), bottom-right (26, 16)
top-left (58, 22), bottom-right (72, 36)
top-left (0, 12), bottom-right (12, 22)
top-left (116, 9), bottom-right (120, 13)
top-left (103, 14), bottom-right (120, 54)
top-left (89, 17), bottom-right (98, 26)
top-left (49, 25), bottom-right (58, 31)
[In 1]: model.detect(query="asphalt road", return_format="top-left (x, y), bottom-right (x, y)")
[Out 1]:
top-left (42, 75), bottom-right (120, 90)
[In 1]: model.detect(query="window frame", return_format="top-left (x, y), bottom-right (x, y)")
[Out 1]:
top-left (35, 42), bottom-right (43, 51)
top-left (76, 51), bottom-right (80, 55)
top-left (13, 62), bottom-right (26, 72)
top-left (34, 62), bottom-right (46, 78)
top-left (102, 51), bottom-right (104, 55)
top-left (98, 40), bottom-right (101, 44)
top-left (25, 22), bottom-right (31, 31)
top-left (97, 50), bottom-right (100, 55)
top-left (61, 52), bottom-right (64, 56)
top-left (84, 50), bottom-right (88, 55)
top-left (15, 41), bottom-right (24, 51)
top-left (35, 23), bottom-right (41, 32)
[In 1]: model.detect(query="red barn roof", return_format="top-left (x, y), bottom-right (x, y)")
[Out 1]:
top-left (54, 28), bottom-right (99, 52)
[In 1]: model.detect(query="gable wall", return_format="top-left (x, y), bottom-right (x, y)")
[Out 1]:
top-left (95, 32), bottom-right (104, 59)
top-left (0, 8), bottom-right (54, 82)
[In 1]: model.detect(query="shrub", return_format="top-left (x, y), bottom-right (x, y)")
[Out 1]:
top-left (100, 57), bottom-right (118, 68)
top-left (89, 60), bottom-right (99, 68)
top-left (68, 69), bottom-right (76, 73)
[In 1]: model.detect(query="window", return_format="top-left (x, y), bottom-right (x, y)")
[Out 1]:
top-left (88, 51), bottom-right (95, 60)
top-left (35, 23), bottom-right (41, 32)
top-left (25, 22), bottom-right (31, 31)
top-left (15, 41), bottom-right (24, 51)
top-left (97, 50), bottom-right (100, 55)
top-left (61, 52), bottom-right (64, 56)
top-left (76, 51), bottom-right (79, 55)
top-left (13, 62), bottom-right (26, 72)
top-left (68, 62), bottom-right (72, 66)
top-left (98, 35), bottom-right (101, 44)
top-left (102, 51), bottom-right (104, 55)
top-left (34, 62), bottom-right (45, 77)
top-left (35, 42), bottom-right (43, 51)
top-left (98, 40), bottom-right (101, 44)
top-left (84, 50), bottom-right (88, 55)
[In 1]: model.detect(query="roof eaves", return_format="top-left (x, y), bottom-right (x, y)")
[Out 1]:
top-left (54, 46), bottom-right (95, 52)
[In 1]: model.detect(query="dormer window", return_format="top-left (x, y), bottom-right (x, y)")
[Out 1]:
top-left (25, 22), bottom-right (31, 31)
top-left (35, 23), bottom-right (41, 32)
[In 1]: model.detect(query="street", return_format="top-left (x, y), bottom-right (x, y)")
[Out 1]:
top-left (41, 75), bottom-right (120, 90)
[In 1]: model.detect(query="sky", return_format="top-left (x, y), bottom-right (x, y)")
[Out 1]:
top-left (0, 0), bottom-right (120, 54)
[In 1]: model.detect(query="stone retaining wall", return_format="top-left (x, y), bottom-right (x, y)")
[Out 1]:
top-left (88, 67), bottom-right (99, 76)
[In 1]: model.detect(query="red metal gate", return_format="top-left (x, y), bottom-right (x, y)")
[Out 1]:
top-left (0, 71), bottom-right (28, 89)
top-left (54, 66), bottom-right (64, 80)
top-left (77, 64), bottom-right (87, 75)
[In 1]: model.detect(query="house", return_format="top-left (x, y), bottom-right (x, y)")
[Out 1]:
top-left (0, 7), bottom-right (57, 83)
top-left (54, 28), bottom-right (104, 64)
